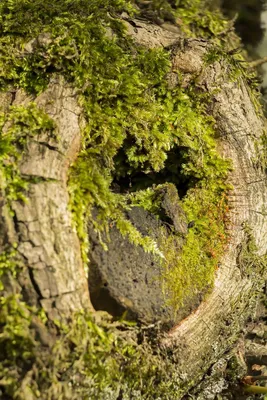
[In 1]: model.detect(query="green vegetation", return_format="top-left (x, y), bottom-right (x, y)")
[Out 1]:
top-left (0, 247), bottom-right (20, 290)
top-left (174, 0), bottom-right (230, 39)
top-left (161, 188), bottom-right (229, 311)
top-left (136, 0), bottom-right (235, 42)
top-left (0, 289), bottom-right (185, 399)
top-left (0, 0), bottom-right (263, 398)
top-left (0, 0), bottom-right (232, 298)
top-left (0, 103), bottom-right (56, 210)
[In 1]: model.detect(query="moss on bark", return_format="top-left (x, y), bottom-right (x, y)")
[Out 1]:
top-left (0, 0), bottom-right (266, 399)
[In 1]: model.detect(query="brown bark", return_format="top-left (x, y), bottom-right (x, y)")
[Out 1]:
top-left (124, 19), bottom-right (267, 391)
top-left (0, 76), bottom-right (92, 320)
top-left (1, 15), bottom-right (267, 395)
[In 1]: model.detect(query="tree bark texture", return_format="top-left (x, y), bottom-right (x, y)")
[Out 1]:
top-left (0, 76), bottom-right (91, 320)
top-left (163, 38), bottom-right (267, 383)
top-left (119, 18), bottom-right (267, 390)
top-left (1, 15), bottom-right (267, 396)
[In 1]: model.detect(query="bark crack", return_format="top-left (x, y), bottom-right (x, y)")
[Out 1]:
top-left (28, 267), bottom-right (43, 299)
top-left (35, 140), bottom-right (64, 155)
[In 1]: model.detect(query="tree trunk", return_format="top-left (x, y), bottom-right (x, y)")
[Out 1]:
top-left (1, 2), bottom-right (267, 399)
top-left (0, 77), bottom-right (92, 318)
top-left (162, 37), bottom-right (267, 379)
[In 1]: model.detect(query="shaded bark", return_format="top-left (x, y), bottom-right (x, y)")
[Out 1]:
top-left (0, 12), bottom-right (267, 398)
top-left (103, 19), bottom-right (267, 393)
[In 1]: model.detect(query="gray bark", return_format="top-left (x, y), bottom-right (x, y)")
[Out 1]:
top-left (0, 15), bottom-right (266, 397)
top-left (124, 19), bottom-right (267, 393)
top-left (0, 76), bottom-right (92, 319)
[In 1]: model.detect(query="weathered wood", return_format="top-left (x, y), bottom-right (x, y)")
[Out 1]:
top-left (163, 39), bottom-right (267, 388)
top-left (123, 21), bottom-right (267, 393)
top-left (0, 76), bottom-right (92, 319)
top-left (1, 15), bottom-right (266, 397)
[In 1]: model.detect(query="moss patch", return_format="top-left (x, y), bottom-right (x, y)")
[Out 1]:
top-left (0, 286), bottom-right (185, 399)
top-left (0, 0), bottom-right (232, 300)
top-left (0, 0), bottom-right (261, 398)
top-left (136, 0), bottom-right (234, 42)
top-left (160, 189), bottom-right (229, 312)
top-left (0, 103), bottom-right (56, 211)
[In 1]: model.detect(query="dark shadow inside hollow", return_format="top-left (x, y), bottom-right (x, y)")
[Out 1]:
top-left (112, 144), bottom-right (199, 198)
top-left (90, 285), bottom-right (139, 321)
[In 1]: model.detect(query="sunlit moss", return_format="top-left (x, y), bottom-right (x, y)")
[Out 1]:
top-left (160, 187), bottom-right (230, 312)
top-left (0, 0), bottom-right (262, 398)
top-left (0, 103), bottom-right (56, 210)
top-left (0, 0), bottom-right (233, 309)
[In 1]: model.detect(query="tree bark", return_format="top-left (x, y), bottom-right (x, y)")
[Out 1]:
top-left (123, 19), bottom-right (267, 390)
top-left (163, 38), bottom-right (267, 382)
top-left (1, 11), bottom-right (267, 398)
top-left (0, 76), bottom-right (92, 320)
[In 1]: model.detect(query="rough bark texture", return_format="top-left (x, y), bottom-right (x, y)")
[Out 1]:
top-left (164, 39), bottom-right (267, 384)
top-left (123, 20), bottom-right (267, 393)
top-left (0, 76), bottom-right (92, 319)
top-left (0, 13), bottom-right (266, 397)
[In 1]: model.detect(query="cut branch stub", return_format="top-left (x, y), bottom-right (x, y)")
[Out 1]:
top-left (160, 39), bottom-right (267, 390)
top-left (122, 19), bottom-right (267, 393)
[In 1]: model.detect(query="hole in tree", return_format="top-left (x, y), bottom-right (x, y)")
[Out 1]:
top-left (112, 144), bottom-right (199, 198)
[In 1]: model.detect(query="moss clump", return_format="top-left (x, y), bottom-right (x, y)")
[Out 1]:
top-left (0, 291), bottom-right (184, 399)
top-left (0, 103), bottom-right (56, 209)
top-left (136, 0), bottom-right (233, 42)
top-left (0, 295), bottom-right (35, 385)
top-left (176, 0), bottom-right (230, 39)
top-left (160, 188), bottom-right (229, 312)
top-left (0, 0), bottom-right (233, 310)
top-left (0, 247), bottom-right (20, 291)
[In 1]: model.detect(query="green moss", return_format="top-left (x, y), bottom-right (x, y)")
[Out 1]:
top-left (0, 244), bottom-right (179, 398)
top-left (0, 247), bottom-right (183, 399)
top-left (159, 187), bottom-right (230, 312)
top-left (0, 102), bottom-right (56, 210)
top-left (0, 295), bottom-right (34, 364)
top-left (176, 0), bottom-right (229, 40)
top-left (0, 0), bottom-right (262, 398)
top-left (0, 247), bottom-right (20, 291)
top-left (0, 295), bottom-right (185, 399)
top-left (135, 0), bottom-right (231, 42)
top-left (0, 0), bottom-right (234, 308)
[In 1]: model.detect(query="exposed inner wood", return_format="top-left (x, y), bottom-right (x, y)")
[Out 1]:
top-left (1, 19), bottom-right (266, 394)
